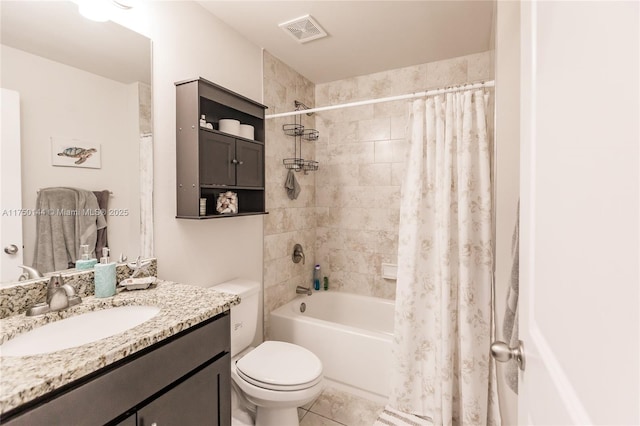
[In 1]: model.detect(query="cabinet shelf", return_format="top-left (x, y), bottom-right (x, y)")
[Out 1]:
top-left (176, 78), bottom-right (267, 218)
top-left (198, 126), bottom-right (264, 145)
top-left (201, 184), bottom-right (265, 190)
top-left (176, 211), bottom-right (269, 220)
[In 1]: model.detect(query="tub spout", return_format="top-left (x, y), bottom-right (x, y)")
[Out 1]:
top-left (296, 285), bottom-right (312, 296)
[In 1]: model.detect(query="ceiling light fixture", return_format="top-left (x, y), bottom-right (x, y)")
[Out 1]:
top-left (279, 15), bottom-right (328, 44)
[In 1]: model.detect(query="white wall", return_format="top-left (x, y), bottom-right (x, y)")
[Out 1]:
top-left (114, 3), bottom-right (265, 345)
top-left (1, 44), bottom-right (140, 266)
top-left (145, 1), bottom-right (264, 283)
top-left (494, 1), bottom-right (520, 424)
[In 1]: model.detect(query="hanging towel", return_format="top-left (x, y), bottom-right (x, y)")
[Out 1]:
top-left (93, 190), bottom-right (110, 256)
top-left (503, 202), bottom-right (520, 393)
top-left (284, 169), bottom-right (301, 200)
top-left (33, 188), bottom-right (107, 273)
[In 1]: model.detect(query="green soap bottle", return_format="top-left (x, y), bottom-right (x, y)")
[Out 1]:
top-left (94, 247), bottom-right (116, 298)
top-left (323, 276), bottom-right (329, 291)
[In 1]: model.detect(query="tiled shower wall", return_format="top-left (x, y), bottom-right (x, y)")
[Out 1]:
top-left (262, 51), bottom-right (316, 337)
top-left (262, 50), bottom-right (494, 336)
top-left (314, 51), bottom-right (494, 300)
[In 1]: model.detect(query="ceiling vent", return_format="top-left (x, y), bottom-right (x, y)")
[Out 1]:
top-left (279, 15), bottom-right (328, 44)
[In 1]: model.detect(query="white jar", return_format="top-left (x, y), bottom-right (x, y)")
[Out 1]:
top-left (219, 119), bottom-right (240, 136)
top-left (239, 124), bottom-right (254, 140)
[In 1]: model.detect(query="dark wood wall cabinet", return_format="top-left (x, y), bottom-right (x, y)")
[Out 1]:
top-left (175, 78), bottom-right (267, 219)
top-left (3, 313), bottom-right (232, 426)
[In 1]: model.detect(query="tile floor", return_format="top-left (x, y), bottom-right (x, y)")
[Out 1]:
top-left (298, 386), bottom-right (386, 426)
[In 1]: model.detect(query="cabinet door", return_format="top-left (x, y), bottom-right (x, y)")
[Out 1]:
top-left (200, 131), bottom-right (235, 186)
top-left (235, 140), bottom-right (264, 187)
top-left (137, 354), bottom-right (231, 426)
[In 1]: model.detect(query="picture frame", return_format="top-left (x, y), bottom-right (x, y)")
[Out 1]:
top-left (51, 137), bottom-right (101, 169)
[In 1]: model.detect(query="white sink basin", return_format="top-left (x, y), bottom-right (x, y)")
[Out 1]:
top-left (0, 305), bottom-right (160, 357)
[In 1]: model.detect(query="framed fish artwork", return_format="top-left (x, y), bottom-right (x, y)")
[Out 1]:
top-left (51, 137), bottom-right (101, 169)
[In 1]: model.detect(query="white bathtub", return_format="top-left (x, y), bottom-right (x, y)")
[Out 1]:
top-left (270, 291), bottom-right (394, 398)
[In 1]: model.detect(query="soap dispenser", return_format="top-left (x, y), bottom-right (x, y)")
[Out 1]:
top-left (76, 244), bottom-right (97, 270)
top-left (94, 247), bottom-right (116, 298)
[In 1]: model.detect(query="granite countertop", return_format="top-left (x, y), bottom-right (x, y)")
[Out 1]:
top-left (0, 280), bottom-right (240, 415)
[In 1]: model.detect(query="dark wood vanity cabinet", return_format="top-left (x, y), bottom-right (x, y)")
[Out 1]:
top-left (176, 77), bottom-right (267, 219)
top-left (3, 313), bottom-right (231, 426)
top-left (137, 354), bottom-right (230, 426)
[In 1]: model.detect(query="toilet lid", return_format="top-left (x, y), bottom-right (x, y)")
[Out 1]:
top-left (235, 341), bottom-right (323, 390)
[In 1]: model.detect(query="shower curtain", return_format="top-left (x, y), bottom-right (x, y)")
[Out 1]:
top-left (390, 89), bottom-right (499, 425)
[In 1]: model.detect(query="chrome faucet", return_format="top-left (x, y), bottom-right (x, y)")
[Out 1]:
top-left (26, 274), bottom-right (82, 316)
top-left (47, 275), bottom-right (69, 311)
top-left (296, 285), bottom-right (312, 296)
top-left (18, 265), bottom-right (44, 281)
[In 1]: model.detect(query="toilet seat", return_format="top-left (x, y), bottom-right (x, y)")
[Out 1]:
top-left (235, 341), bottom-right (323, 391)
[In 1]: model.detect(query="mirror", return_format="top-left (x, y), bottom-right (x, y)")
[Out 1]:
top-left (0, 1), bottom-right (152, 282)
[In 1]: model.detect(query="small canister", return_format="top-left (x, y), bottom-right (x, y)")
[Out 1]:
top-left (199, 198), bottom-right (207, 215)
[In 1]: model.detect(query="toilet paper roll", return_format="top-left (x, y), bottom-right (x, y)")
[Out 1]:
top-left (219, 119), bottom-right (240, 136)
top-left (239, 124), bottom-right (255, 140)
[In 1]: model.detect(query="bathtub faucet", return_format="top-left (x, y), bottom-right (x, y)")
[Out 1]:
top-left (292, 244), bottom-right (305, 265)
top-left (296, 285), bottom-right (312, 296)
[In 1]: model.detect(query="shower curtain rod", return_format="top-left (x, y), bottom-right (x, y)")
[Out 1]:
top-left (265, 80), bottom-right (495, 119)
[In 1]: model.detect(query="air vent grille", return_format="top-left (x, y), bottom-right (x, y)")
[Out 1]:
top-left (279, 15), bottom-right (328, 43)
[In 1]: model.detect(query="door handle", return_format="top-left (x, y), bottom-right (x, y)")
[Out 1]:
top-left (491, 340), bottom-right (526, 371)
top-left (4, 244), bottom-right (18, 255)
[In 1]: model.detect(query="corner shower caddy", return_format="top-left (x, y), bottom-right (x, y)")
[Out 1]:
top-left (282, 101), bottom-right (319, 174)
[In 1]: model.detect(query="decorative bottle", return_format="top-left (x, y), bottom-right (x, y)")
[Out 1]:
top-left (313, 264), bottom-right (321, 291)
top-left (76, 244), bottom-right (97, 270)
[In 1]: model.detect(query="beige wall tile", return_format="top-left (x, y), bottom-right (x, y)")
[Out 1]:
top-left (374, 100), bottom-right (408, 119)
top-left (327, 121), bottom-right (359, 144)
top-left (390, 116), bottom-right (408, 140)
top-left (426, 56), bottom-right (469, 89)
top-left (358, 117), bottom-right (391, 141)
top-left (328, 142), bottom-right (375, 165)
top-left (263, 51), bottom-right (317, 338)
top-left (359, 163), bottom-right (391, 186)
top-left (316, 78), bottom-right (358, 105)
top-left (467, 51), bottom-right (495, 82)
top-left (264, 50), bottom-right (494, 321)
top-left (373, 140), bottom-right (408, 163)
top-left (391, 163), bottom-right (405, 186)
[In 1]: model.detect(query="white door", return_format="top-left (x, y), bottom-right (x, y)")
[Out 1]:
top-left (517, 1), bottom-right (639, 424)
top-left (0, 88), bottom-right (24, 281)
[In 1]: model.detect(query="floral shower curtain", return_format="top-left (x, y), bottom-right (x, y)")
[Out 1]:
top-left (390, 89), bottom-right (500, 425)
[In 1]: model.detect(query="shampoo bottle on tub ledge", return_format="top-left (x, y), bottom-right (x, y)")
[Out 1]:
top-left (313, 264), bottom-right (321, 291)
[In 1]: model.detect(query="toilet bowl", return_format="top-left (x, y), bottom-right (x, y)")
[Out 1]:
top-left (212, 279), bottom-right (324, 426)
top-left (232, 341), bottom-right (323, 425)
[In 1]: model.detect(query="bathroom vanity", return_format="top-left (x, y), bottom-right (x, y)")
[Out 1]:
top-left (0, 281), bottom-right (239, 425)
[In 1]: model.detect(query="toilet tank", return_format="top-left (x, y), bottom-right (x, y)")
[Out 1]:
top-left (212, 278), bottom-right (260, 357)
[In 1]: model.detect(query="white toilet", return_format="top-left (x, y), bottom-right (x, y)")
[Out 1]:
top-left (214, 279), bottom-right (323, 426)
